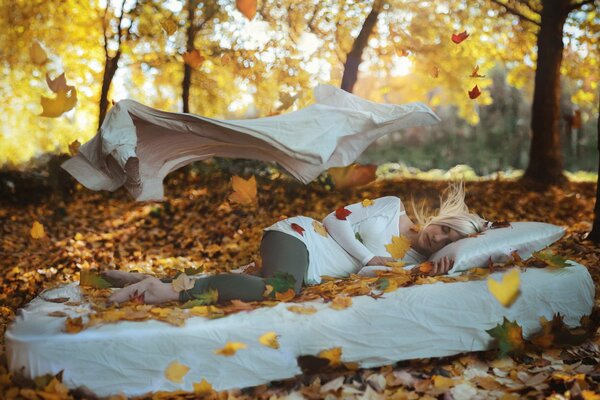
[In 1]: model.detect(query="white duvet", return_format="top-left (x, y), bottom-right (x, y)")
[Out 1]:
top-left (6, 262), bottom-right (594, 397)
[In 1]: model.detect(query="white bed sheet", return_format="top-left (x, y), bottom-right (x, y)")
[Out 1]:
top-left (6, 262), bottom-right (594, 397)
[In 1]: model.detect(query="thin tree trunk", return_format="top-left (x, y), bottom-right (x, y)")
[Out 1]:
top-left (587, 97), bottom-right (600, 242)
top-left (98, 54), bottom-right (121, 130)
top-left (522, 0), bottom-right (569, 185)
top-left (182, 0), bottom-right (197, 113)
top-left (340, 0), bottom-right (382, 93)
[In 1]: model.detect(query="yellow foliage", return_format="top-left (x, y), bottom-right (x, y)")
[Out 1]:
top-left (487, 268), bottom-right (520, 307)
top-left (164, 361), bottom-right (190, 383)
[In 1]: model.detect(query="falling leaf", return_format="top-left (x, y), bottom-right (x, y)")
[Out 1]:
top-left (182, 49), bottom-right (205, 69)
top-left (431, 65), bottom-right (440, 78)
top-left (468, 85), bottom-right (481, 99)
top-left (312, 220), bottom-right (328, 237)
top-left (277, 92), bottom-right (298, 111)
top-left (487, 268), bottom-right (520, 307)
top-left (30, 41), bottom-right (48, 65)
top-left (30, 221), bottom-right (46, 239)
top-left (80, 270), bottom-right (112, 289)
top-left (193, 378), bottom-right (214, 395)
top-left (287, 305), bottom-right (318, 314)
top-left (290, 223), bottom-right (305, 236)
top-left (171, 272), bottom-right (195, 292)
top-left (486, 317), bottom-right (525, 357)
top-left (64, 316), bottom-right (84, 334)
top-left (164, 361), bottom-right (190, 383)
top-left (470, 65), bottom-right (485, 78)
top-left (318, 347), bottom-right (342, 367)
top-left (361, 199), bottom-right (374, 207)
top-left (40, 86), bottom-right (77, 117)
top-left (330, 295), bottom-right (352, 310)
top-left (46, 72), bottom-right (70, 93)
top-left (228, 175), bottom-right (257, 205)
top-left (259, 332), bottom-right (280, 349)
top-left (236, 0), bottom-right (257, 20)
top-left (275, 288), bottom-right (296, 302)
top-left (328, 164), bottom-right (377, 189)
top-left (335, 206), bottom-right (352, 220)
top-left (160, 17), bottom-right (178, 36)
top-left (451, 30), bottom-right (470, 44)
top-left (215, 341), bottom-right (247, 356)
top-left (68, 140), bottom-right (81, 156)
top-left (532, 251), bottom-right (570, 268)
top-left (385, 235), bottom-right (411, 259)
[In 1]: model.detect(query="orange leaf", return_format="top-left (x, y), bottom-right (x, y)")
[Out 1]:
top-left (468, 85), bottom-right (481, 99)
top-left (65, 316), bottom-right (84, 334)
top-left (451, 30), bottom-right (469, 44)
top-left (431, 65), bottom-right (440, 78)
top-left (328, 163), bottom-right (377, 190)
top-left (275, 288), bottom-right (296, 302)
top-left (335, 206), bottom-right (352, 220)
top-left (312, 220), bottom-right (328, 237)
top-left (164, 361), bottom-right (190, 383)
top-left (215, 341), bottom-right (247, 356)
top-left (330, 296), bottom-right (352, 310)
top-left (470, 65), bottom-right (485, 78)
top-left (291, 223), bottom-right (305, 236)
top-left (236, 0), bottom-right (257, 20)
top-left (30, 221), bottom-right (46, 239)
top-left (318, 347), bottom-right (342, 367)
top-left (182, 49), bottom-right (205, 69)
top-left (418, 261), bottom-right (434, 274)
top-left (228, 175), bottom-right (257, 205)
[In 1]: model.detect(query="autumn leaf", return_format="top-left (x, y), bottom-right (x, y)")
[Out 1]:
top-left (164, 361), bottom-right (190, 383)
top-left (259, 332), bottom-right (280, 349)
top-left (171, 272), bottom-right (195, 292)
top-left (193, 379), bottom-right (214, 395)
top-left (468, 85), bottom-right (481, 99)
top-left (275, 288), bottom-right (296, 302)
top-left (65, 316), bottom-right (84, 334)
top-left (318, 347), bottom-right (342, 367)
top-left (430, 65), bottom-right (440, 78)
top-left (30, 221), bottom-right (46, 239)
top-left (470, 65), bottom-right (485, 78)
top-left (328, 163), bottom-right (377, 190)
top-left (160, 17), bottom-right (178, 36)
top-left (385, 261), bottom-right (406, 268)
top-left (355, 232), bottom-right (364, 243)
top-left (330, 295), bottom-right (352, 310)
top-left (277, 92), bottom-right (298, 111)
top-left (182, 49), bottom-right (205, 69)
top-left (490, 220), bottom-right (511, 229)
top-left (312, 220), bottom-right (328, 237)
top-left (385, 235), bottom-right (411, 259)
top-left (451, 30), bottom-right (470, 44)
top-left (236, 0), bottom-right (257, 20)
top-left (30, 41), bottom-right (48, 65)
top-left (487, 268), bottom-right (520, 307)
top-left (287, 305), bottom-right (318, 314)
top-left (40, 86), bottom-right (77, 117)
top-left (181, 287), bottom-right (219, 307)
top-left (215, 341), bottom-right (247, 356)
top-left (418, 261), bottom-right (434, 274)
top-left (530, 316), bottom-right (554, 348)
top-left (263, 284), bottom-right (273, 298)
top-left (46, 72), bottom-right (70, 93)
top-left (228, 175), bottom-right (257, 205)
top-left (433, 375), bottom-right (455, 389)
top-left (532, 250), bottom-right (570, 268)
top-left (80, 269), bottom-right (112, 289)
top-left (47, 311), bottom-right (68, 317)
top-left (290, 223), bottom-right (304, 236)
top-left (362, 199), bottom-right (374, 207)
top-left (68, 140), bottom-right (80, 156)
top-left (335, 206), bottom-right (352, 220)
top-left (486, 317), bottom-right (525, 357)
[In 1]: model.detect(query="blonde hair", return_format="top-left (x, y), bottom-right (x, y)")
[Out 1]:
top-left (411, 181), bottom-right (488, 236)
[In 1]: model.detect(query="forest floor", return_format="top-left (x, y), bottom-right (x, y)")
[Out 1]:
top-left (1, 168), bottom-right (599, 399)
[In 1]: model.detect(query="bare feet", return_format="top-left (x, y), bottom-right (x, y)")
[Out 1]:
top-left (101, 270), bottom-right (150, 288)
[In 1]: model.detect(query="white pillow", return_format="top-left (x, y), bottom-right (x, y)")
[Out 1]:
top-left (429, 221), bottom-right (566, 273)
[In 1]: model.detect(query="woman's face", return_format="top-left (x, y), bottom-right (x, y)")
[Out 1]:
top-left (416, 223), bottom-right (463, 256)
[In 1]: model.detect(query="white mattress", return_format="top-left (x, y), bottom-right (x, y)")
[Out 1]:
top-left (6, 262), bottom-right (594, 397)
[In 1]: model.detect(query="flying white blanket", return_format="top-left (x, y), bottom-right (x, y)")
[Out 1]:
top-left (61, 84), bottom-right (440, 201)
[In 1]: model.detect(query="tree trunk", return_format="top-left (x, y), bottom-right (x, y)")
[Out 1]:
top-left (587, 97), bottom-right (600, 242)
top-left (97, 53), bottom-right (121, 130)
top-left (340, 0), bottom-right (382, 93)
top-left (522, 0), bottom-right (569, 186)
top-left (182, 0), bottom-right (197, 113)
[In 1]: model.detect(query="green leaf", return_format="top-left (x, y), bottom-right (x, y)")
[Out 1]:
top-left (181, 288), bottom-right (219, 308)
top-left (375, 278), bottom-right (389, 291)
top-left (355, 232), bottom-right (364, 243)
top-left (532, 251), bottom-right (570, 268)
top-left (184, 266), bottom-right (204, 275)
top-left (486, 317), bottom-right (525, 357)
top-left (80, 270), bottom-right (112, 289)
top-left (265, 272), bottom-right (296, 296)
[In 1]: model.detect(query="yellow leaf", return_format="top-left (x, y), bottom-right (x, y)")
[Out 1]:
top-left (171, 272), bottom-right (195, 292)
top-left (362, 199), bottom-right (374, 207)
top-left (236, 0), bottom-right (257, 20)
top-left (286, 305), bottom-right (318, 314)
top-left (228, 175), bottom-right (257, 205)
top-left (318, 347), bottom-right (342, 367)
top-left (40, 86), bottom-right (77, 118)
top-left (160, 17), bottom-right (178, 36)
top-left (193, 378), bottom-right (214, 395)
top-left (312, 220), bottom-right (328, 237)
top-left (432, 375), bottom-right (455, 389)
top-left (330, 296), bottom-right (352, 310)
top-left (64, 316), bottom-right (84, 334)
top-left (385, 261), bottom-right (405, 268)
top-left (263, 284), bottom-right (273, 297)
top-left (30, 221), bottom-right (46, 239)
top-left (259, 332), bottom-right (280, 349)
top-left (69, 140), bottom-right (81, 156)
top-left (164, 360), bottom-right (190, 383)
top-left (582, 391), bottom-right (600, 400)
top-left (215, 341), bottom-right (247, 356)
top-left (189, 305), bottom-right (224, 317)
top-left (30, 41), bottom-right (48, 65)
top-left (487, 268), bottom-right (520, 307)
top-left (382, 278), bottom-right (398, 293)
top-left (385, 235), bottom-right (411, 259)
top-left (328, 163), bottom-right (377, 189)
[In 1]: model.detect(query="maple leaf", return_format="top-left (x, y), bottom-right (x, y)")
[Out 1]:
top-left (530, 316), bottom-right (554, 348)
top-left (164, 361), bottom-right (190, 383)
top-left (183, 287), bottom-right (219, 307)
top-left (182, 49), bottom-right (205, 69)
top-left (451, 30), bottom-right (470, 44)
top-left (330, 295), bottom-right (352, 310)
top-left (65, 316), bottom-right (84, 334)
top-left (228, 175), bottom-right (257, 205)
top-left (40, 75), bottom-right (77, 118)
top-left (312, 220), bottom-right (328, 237)
top-left (328, 163), bottom-right (377, 190)
top-left (335, 206), bottom-right (352, 220)
top-left (236, 0), bottom-right (257, 19)
top-left (362, 199), bottom-right (374, 207)
top-left (215, 341), bottom-right (247, 356)
top-left (193, 378), bottom-right (214, 395)
top-left (30, 41), bottom-right (48, 65)
top-left (318, 347), bottom-right (342, 367)
top-left (468, 85), bottom-right (481, 100)
top-left (290, 223), bottom-right (305, 236)
top-left (80, 269), bottom-right (112, 289)
top-left (532, 250), bottom-right (570, 268)
top-left (470, 65), bottom-right (485, 78)
top-left (487, 268), bottom-right (520, 307)
top-left (171, 272), bottom-right (195, 292)
top-left (275, 288), bottom-right (296, 302)
top-left (287, 305), bottom-right (318, 314)
top-left (259, 332), bottom-right (280, 349)
top-left (385, 235), bottom-right (411, 259)
top-left (486, 317), bottom-right (525, 357)
top-left (264, 272), bottom-right (296, 299)
top-left (30, 221), bottom-right (46, 239)
top-left (277, 92), bottom-right (298, 111)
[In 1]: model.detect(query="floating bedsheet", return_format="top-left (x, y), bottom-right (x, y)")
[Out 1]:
top-left (60, 84), bottom-right (441, 201)
top-left (6, 262), bottom-right (594, 397)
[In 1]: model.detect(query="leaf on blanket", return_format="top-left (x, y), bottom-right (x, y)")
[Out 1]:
top-left (79, 269), bottom-right (112, 289)
top-left (171, 272), bottom-right (195, 292)
top-left (291, 223), bottom-right (305, 236)
top-left (215, 341), bottom-right (247, 356)
top-left (385, 261), bottom-right (406, 268)
top-left (312, 220), bottom-right (328, 237)
top-left (228, 175), bottom-right (257, 206)
top-left (275, 288), bottom-right (296, 302)
top-left (534, 313), bottom-right (588, 348)
top-left (287, 305), bottom-right (318, 314)
top-left (264, 272), bottom-right (296, 298)
top-left (385, 235), bottom-right (411, 259)
top-left (487, 268), bottom-right (520, 307)
top-left (532, 251), bottom-right (570, 268)
top-left (335, 206), bottom-right (352, 220)
top-left (164, 360), bottom-right (190, 383)
top-left (30, 221), bottom-right (46, 239)
top-left (330, 295), bottom-right (352, 310)
top-left (355, 232), bottom-right (364, 243)
top-left (486, 317), bottom-right (525, 357)
top-left (362, 199), bottom-right (374, 207)
top-left (64, 316), bottom-right (84, 334)
top-left (181, 288), bottom-right (219, 307)
top-left (193, 378), bottom-right (214, 395)
top-left (318, 347), bottom-right (342, 367)
top-left (259, 332), bottom-right (280, 349)
top-left (189, 305), bottom-right (225, 318)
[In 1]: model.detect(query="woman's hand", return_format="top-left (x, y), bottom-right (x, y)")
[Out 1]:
top-left (428, 256), bottom-right (454, 276)
top-left (366, 256), bottom-right (397, 266)
top-left (108, 277), bottom-right (180, 305)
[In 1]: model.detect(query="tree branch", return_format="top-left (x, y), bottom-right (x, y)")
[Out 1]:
top-left (489, 0), bottom-right (541, 26)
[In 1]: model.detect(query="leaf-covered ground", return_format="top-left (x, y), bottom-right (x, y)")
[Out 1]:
top-left (1, 167), bottom-right (600, 399)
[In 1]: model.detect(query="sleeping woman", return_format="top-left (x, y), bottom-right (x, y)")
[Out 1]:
top-left (103, 182), bottom-right (488, 305)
